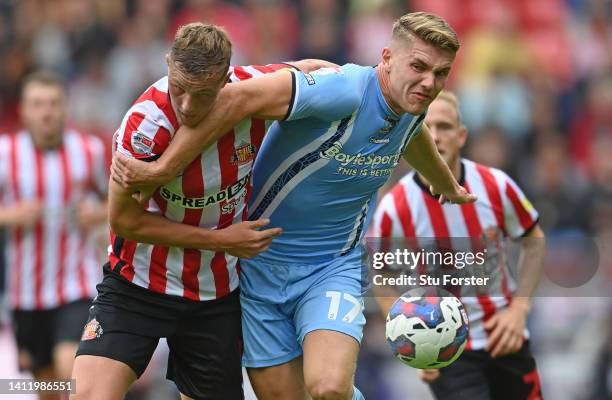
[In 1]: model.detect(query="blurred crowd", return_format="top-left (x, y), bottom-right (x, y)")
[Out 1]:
top-left (0, 0), bottom-right (611, 399)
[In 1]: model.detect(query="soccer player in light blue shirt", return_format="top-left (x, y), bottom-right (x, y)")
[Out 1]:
top-left (112, 12), bottom-right (475, 400)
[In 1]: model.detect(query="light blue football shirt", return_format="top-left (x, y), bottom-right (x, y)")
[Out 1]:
top-left (248, 64), bottom-right (426, 263)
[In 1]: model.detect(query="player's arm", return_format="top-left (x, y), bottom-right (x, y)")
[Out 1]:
top-left (485, 224), bottom-right (545, 357)
top-left (108, 177), bottom-right (281, 257)
top-left (403, 123), bottom-right (476, 204)
top-left (0, 201), bottom-right (43, 228)
top-left (112, 60), bottom-right (341, 189)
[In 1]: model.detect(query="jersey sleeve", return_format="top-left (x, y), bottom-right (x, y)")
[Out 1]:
top-left (115, 107), bottom-right (172, 162)
top-left (0, 135), bottom-right (9, 198)
top-left (228, 63), bottom-right (295, 82)
top-left (500, 172), bottom-right (539, 238)
top-left (284, 65), bottom-right (363, 122)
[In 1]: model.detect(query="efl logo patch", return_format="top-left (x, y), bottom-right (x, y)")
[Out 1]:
top-left (81, 318), bottom-right (103, 341)
top-left (131, 131), bottom-right (154, 155)
top-left (231, 143), bottom-right (257, 165)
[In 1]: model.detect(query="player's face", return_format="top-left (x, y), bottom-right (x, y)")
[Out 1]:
top-left (21, 82), bottom-right (66, 148)
top-left (424, 98), bottom-right (467, 166)
top-left (383, 37), bottom-right (455, 115)
top-left (167, 62), bottom-right (226, 128)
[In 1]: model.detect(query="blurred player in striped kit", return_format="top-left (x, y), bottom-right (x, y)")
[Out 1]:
top-left (0, 71), bottom-right (108, 399)
top-left (372, 91), bottom-right (545, 399)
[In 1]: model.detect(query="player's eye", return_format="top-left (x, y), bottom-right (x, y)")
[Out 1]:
top-left (411, 63), bottom-right (425, 72)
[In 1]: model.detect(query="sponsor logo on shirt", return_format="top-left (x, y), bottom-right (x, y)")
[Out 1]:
top-left (160, 174), bottom-right (250, 209)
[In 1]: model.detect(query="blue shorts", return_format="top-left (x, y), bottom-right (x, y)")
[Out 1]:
top-left (240, 251), bottom-right (366, 368)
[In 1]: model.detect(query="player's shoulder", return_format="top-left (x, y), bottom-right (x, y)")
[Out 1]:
top-left (463, 158), bottom-right (517, 189)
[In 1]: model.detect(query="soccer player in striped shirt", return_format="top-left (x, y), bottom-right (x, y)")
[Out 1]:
top-left (371, 91), bottom-right (545, 399)
top-left (71, 23), bottom-right (335, 400)
top-left (0, 71), bottom-right (108, 399)
top-left (111, 12), bottom-right (477, 400)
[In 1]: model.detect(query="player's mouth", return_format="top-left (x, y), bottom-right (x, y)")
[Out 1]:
top-left (412, 92), bottom-right (430, 102)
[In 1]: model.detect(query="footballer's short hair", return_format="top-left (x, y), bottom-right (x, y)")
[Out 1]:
top-left (170, 22), bottom-right (232, 80)
top-left (392, 12), bottom-right (460, 53)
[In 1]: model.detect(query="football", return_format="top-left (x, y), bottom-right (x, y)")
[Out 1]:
top-left (385, 287), bottom-right (469, 369)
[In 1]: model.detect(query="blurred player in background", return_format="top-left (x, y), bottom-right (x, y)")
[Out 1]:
top-left (0, 71), bottom-right (108, 399)
top-left (71, 22), bottom-right (334, 400)
top-left (372, 91), bottom-right (545, 399)
top-left (111, 12), bottom-right (475, 400)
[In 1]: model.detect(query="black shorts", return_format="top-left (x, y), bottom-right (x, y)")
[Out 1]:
top-left (429, 341), bottom-right (543, 400)
top-left (76, 266), bottom-right (243, 400)
top-left (12, 298), bottom-right (92, 372)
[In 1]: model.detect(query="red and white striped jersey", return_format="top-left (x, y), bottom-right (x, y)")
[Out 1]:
top-left (111, 64), bottom-right (290, 301)
top-left (371, 159), bottom-right (539, 350)
top-left (0, 130), bottom-right (107, 310)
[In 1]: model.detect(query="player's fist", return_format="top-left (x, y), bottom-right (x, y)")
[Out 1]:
top-left (214, 219), bottom-right (282, 258)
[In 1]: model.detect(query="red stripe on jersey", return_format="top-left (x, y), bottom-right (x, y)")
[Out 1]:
top-left (505, 182), bottom-right (534, 231)
top-left (9, 135), bottom-right (22, 309)
top-left (210, 131), bottom-right (238, 297)
top-left (391, 185), bottom-right (416, 237)
top-left (147, 190), bottom-right (170, 293)
top-left (379, 212), bottom-right (393, 237)
top-left (181, 156), bottom-right (205, 300)
top-left (33, 148), bottom-right (44, 309)
top-left (460, 180), bottom-right (496, 348)
top-left (122, 112), bottom-right (146, 156)
top-left (152, 125), bottom-right (172, 154)
top-left (56, 146), bottom-right (71, 304)
top-left (391, 184), bottom-right (423, 272)
top-left (137, 86), bottom-right (179, 130)
top-left (421, 192), bottom-right (449, 237)
top-left (475, 164), bottom-right (505, 234)
top-left (233, 66), bottom-right (253, 80)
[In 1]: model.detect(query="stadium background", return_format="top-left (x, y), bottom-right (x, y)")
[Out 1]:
top-left (0, 0), bottom-right (610, 399)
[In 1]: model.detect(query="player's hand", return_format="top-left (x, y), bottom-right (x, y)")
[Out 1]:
top-left (430, 184), bottom-right (477, 205)
top-left (11, 200), bottom-right (43, 228)
top-left (288, 59), bottom-right (340, 73)
top-left (484, 302), bottom-right (528, 357)
top-left (111, 152), bottom-right (166, 189)
top-left (213, 219), bottom-right (283, 258)
top-left (418, 369), bottom-right (440, 383)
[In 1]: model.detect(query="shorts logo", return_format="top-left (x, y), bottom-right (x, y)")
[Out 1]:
top-left (231, 142), bottom-right (256, 165)
top-left (81, 318), bottom-right (103, 341)
top-left (131, 131), bottom-right (154, 155)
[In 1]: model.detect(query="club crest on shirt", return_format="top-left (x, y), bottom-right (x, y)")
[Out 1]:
top-left (81, 318), bottom-right (103, 341)
top-left (131, 131), bottom-right (154, 155)
top-left (231, 142), bottom-right (257, 165)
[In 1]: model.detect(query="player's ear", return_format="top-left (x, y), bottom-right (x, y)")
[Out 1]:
top-left (458, 125), bottom-right (468, 148)
top-left (165, 53), bottom-right (170, 66)
top-left (381, 47), bottom-right (392, 72)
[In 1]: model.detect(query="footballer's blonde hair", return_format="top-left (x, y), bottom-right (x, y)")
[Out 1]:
top-left (170, 22), bottom-right (232, 79)
top-left (434, 90), bottom-right (463, 125)
top-left (392, 12), bottom-right (460, 53)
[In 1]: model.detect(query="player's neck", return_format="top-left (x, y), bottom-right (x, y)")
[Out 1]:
top-left (375, 65), bottom-right (403, 115)
top-left (417, 157), bottom-right (462, 190)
